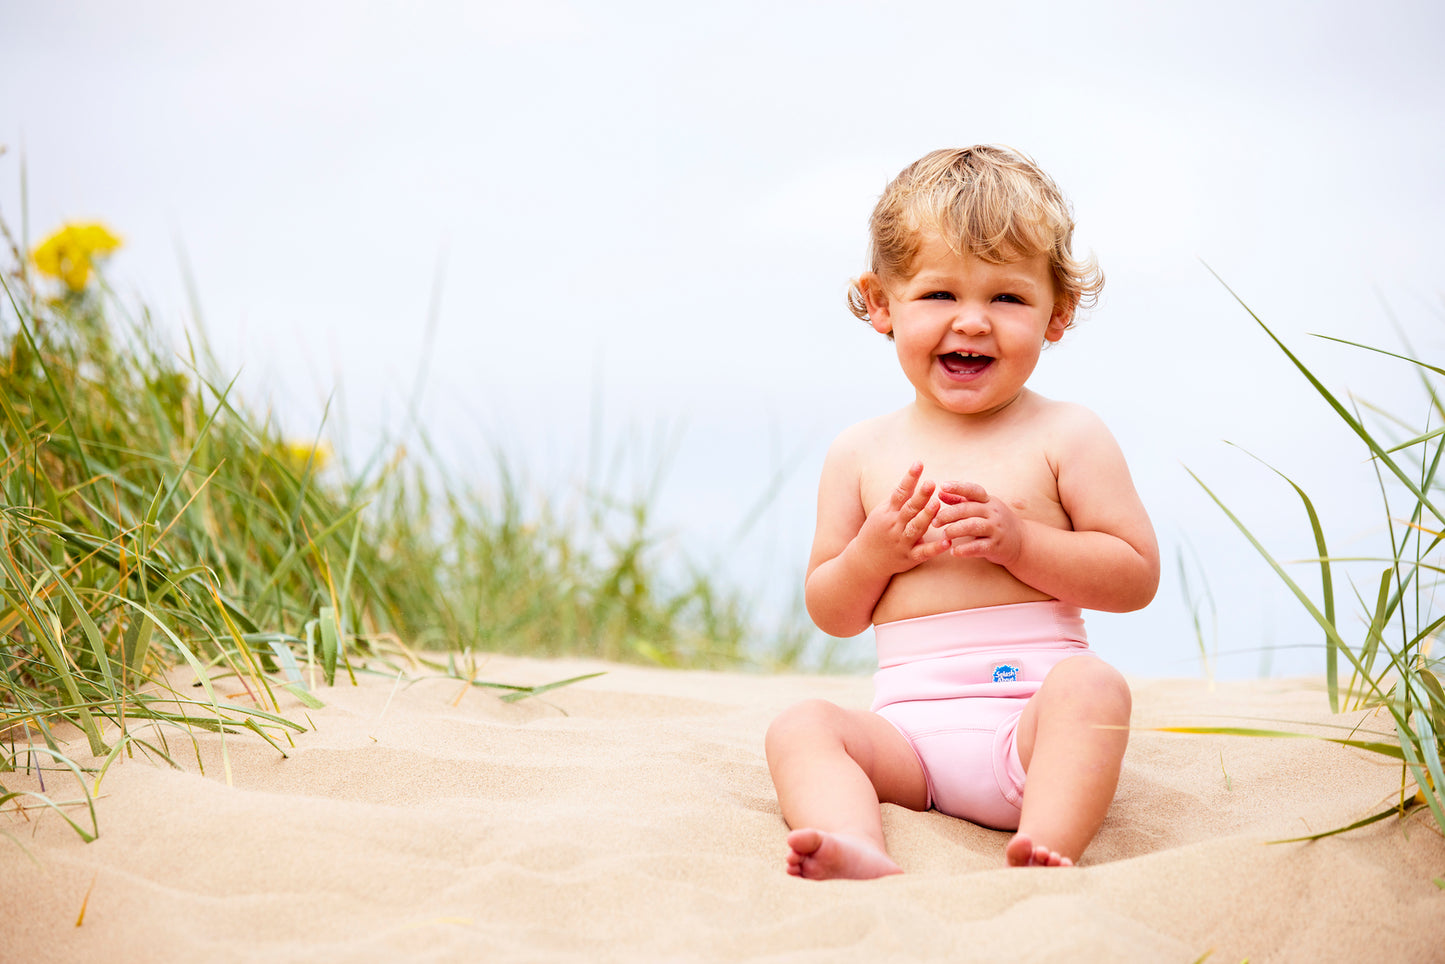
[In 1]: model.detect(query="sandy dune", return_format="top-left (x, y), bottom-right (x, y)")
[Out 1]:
top-left (2, 656), bottom-right (1441, 962)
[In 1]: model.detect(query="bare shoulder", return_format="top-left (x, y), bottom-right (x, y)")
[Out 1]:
top-left (1031, 395), bottom-right (1112, 433)
top-left (822, 407), bottom-right (910, 472)
top-left (830, 407), bottom-right (908, 449)
top-left (1024, 395), bottom-right (1124, 462)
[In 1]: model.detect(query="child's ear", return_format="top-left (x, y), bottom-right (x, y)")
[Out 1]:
top-left (1044, 300), bottom-right (1074, 343)
top-left (859, 273), bottom-right (894, 336)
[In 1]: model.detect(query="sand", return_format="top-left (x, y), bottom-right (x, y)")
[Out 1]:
top-left (2, 655), bottom-right (1442, 963)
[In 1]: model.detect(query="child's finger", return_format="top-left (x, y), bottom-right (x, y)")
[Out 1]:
top-left (950, 537), bottom-right (988, 557)
top-left (903, 479), bottom-right (936, 518)
top-left (889, 462), bottom-right (926, 508)
top-left (947, 531), bottom-right (994, 554)
top-left (938, 481), bottom-right (988, 504)
top-left (935, 500), bottom-right (985, 527)
top-left (941, 516), bottom-right (989, 541)
top-left (911, 491), bottom-right (943, 524)
top-left (911, 537), bottom-right (953, 564)
top-left (931, 502), bottom-right (958, 524)
top-left (901, 497), bottom-right (940, 541)
top-left (894, 484), bottom-right (935, 532)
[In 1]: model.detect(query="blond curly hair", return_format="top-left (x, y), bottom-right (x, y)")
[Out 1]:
top-left (848, 146), bottom-right (1103, 328)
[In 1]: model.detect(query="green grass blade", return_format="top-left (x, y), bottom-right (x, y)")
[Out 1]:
top-left (1268, 802), bottom-right (1410, 844)
top-left (1185, 468), bottom-right (1364, 686)
top-left (1207, 266), bottom-right (1445, 527)
top-left (1383, 425), bottom-right (1445, 456)
top-left (282, 682), bottom-right (326, 709)
top-left (0, 747), bottom-right (99, 843)
top-left (497, 671), bottom-right (606, 703)
top-left (122, 615), bottom-right (155, 675)
top-left (1395, 711), bottom-right (1445, 831)
top-left (319, 605), bottom-right (340, 686)
top-left (1355, 568), bottom-right (1395, 707)
top-left (1152, 725), bottom-right (1405, 759)
top-left (1419, 669), bottom-right (1445, 738)
top-left (1311, 335), bottom-right (1445, 379)
top-left (1226, 446), bottom-right (1338, 708)
top-left (154, 370), bottom-right (242, 517)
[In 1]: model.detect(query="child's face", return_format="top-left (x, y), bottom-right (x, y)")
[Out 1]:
top-left (861, 233), bottom-right (1071, 419)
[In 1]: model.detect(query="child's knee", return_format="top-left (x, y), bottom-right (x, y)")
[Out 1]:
top-left (1084, 660), bottom-right (1131, 718)
top-left (1045, 657), bottom-right (1131, 721)
top-left (766, 699), bottom-right (844, 757)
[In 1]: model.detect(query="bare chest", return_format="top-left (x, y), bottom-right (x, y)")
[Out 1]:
top-left (859, 431), bottom-right (1070, 530)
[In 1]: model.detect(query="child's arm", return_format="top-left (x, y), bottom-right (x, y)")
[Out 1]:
top-left (935, 406), bottom-right (1159, 613)
top-left (805, 448), bottom-right (951, 638)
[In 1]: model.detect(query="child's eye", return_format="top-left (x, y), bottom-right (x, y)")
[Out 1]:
top-left (922, 291), bottom-right (954, 301)
top-left (994, 293), bottom-right (1023, 304)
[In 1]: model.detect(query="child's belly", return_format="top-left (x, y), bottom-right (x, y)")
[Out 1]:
top-left (870, 555), bottom-right (1052, 626)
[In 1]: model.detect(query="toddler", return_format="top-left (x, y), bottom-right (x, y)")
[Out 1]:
top-left (765, 146), bottom-right (1159, 878)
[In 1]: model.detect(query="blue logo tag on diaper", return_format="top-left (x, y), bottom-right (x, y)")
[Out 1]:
top-left (992, 663), bottom-right (1019, 683)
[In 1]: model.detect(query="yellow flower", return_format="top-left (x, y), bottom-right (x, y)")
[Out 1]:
top-left (282, 440), bottom-right (332, 472)
top-left (32, 222), bottom-right (123, 291)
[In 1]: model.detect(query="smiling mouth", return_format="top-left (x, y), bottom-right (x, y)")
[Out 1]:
top-left (939, 352), bottom-right (994, 376)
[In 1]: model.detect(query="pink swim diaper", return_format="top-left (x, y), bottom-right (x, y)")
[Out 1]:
top-left (871, 600), bottom-right (1091, 830)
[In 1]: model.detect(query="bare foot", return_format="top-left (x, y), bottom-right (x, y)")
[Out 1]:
top-left (785, 828), bottom-right (903, 880)
top-left (1006, 832), bottom-right (1074, 868)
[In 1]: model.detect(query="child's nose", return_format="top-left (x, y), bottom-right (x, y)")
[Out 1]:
top-left (951, 307), bottom-right (990, 335)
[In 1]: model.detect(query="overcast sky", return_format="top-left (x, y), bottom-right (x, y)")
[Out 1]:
top-left (5, 1), bottom-right (1444, 676)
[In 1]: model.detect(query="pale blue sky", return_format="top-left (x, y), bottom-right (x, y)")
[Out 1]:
top-left (5, 1), bottom-right (1444, 675)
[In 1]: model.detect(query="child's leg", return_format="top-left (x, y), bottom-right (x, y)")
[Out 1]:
top-left (1008, 656), bottom-right (1131, 867)
top-left (765, 698), bottom-right (927, 879)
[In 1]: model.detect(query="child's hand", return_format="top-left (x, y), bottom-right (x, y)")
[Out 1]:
top-left (935, 482), bottom-right (1024, 567)
top-left (853, 462), bottom-right (951, 575)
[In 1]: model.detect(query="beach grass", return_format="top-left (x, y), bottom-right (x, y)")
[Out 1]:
top-left (1176, 274), bottom-right (1445, 838)
top-left (0, 217), bottom-right (812, 840)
